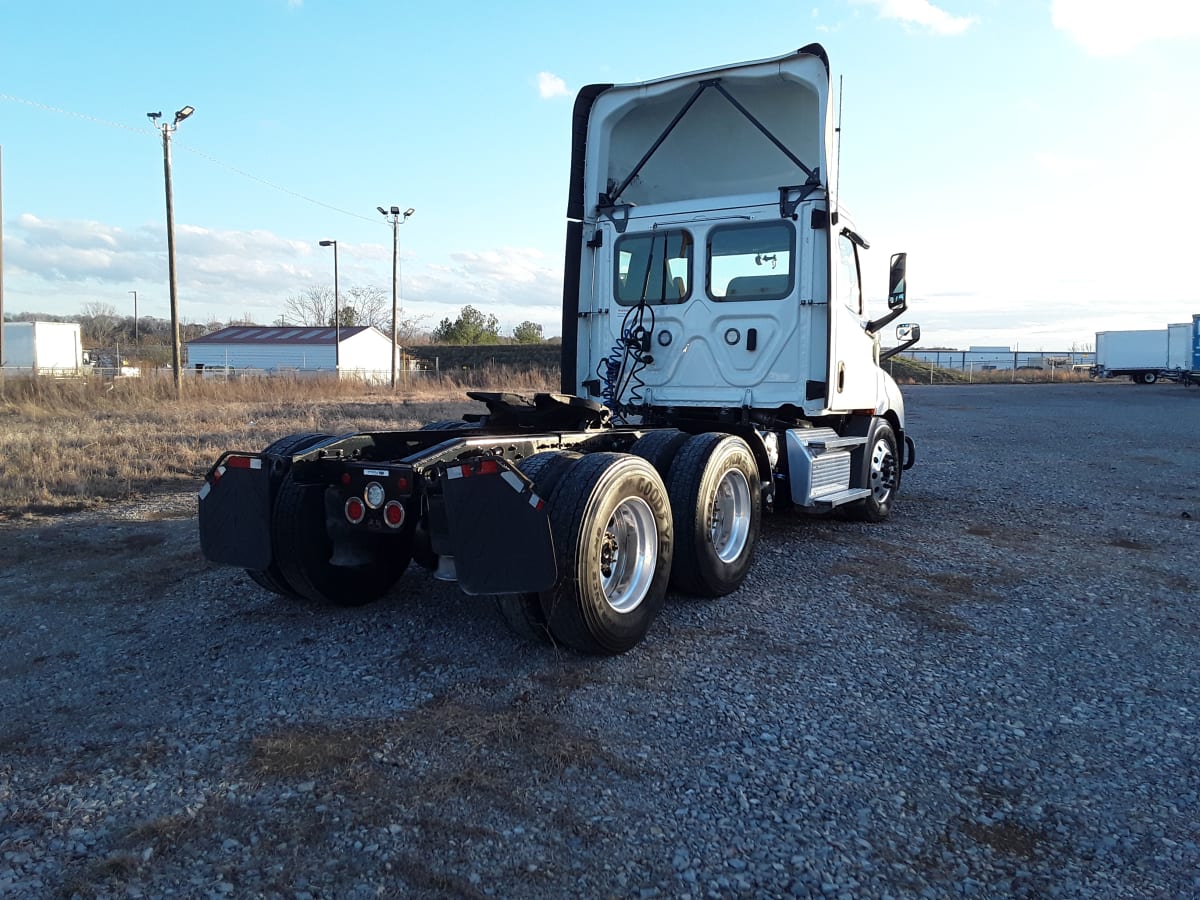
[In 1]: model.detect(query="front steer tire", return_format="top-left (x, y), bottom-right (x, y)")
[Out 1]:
top-left (842, 421), bottom-right (900, 523)
top-left (539, 453), bottom-right (673, 655)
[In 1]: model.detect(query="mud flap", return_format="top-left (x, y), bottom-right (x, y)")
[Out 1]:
top-left (197, 454), bottom-right (273, 570)
top-left (439, 458), bottom-right (556, 596)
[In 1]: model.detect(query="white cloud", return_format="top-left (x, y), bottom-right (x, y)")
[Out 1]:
top-left (536, 71), bottom-right (569, 99)
top-left (3, 215), bottom-right (566, 333)
top-left (854, 0), bottom-right (976, 35)
top-left (1051, 0), bottom-right (1200, 56)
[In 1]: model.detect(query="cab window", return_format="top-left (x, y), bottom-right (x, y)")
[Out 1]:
top-left (836, 232), bottom-right (862, 315)
top-left (707, 221), bottom-right (794, 302)
top-left (614, 230), bottom-right (692, 305)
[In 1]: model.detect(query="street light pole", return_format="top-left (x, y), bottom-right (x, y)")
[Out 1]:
top-left (319, 239), bottom-right (340, 372)
top-left (148, 105), bottom-right (194, 397)
top-left (128, 290), bottom-right (138, 345)
top-left (377, 206), bottom-right (414, 389)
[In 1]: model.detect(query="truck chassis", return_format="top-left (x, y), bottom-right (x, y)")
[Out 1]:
top-left (199, 390), bottom-right (914, 654)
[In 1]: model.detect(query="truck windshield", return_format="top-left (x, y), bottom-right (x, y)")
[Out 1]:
top-left (615, 230), bottom-right (692, 306)
top-left (707, 221), bottom-right (795, 302)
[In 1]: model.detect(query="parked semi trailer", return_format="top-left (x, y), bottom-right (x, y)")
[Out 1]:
top-left (198, 44), bottom-right (921, 654)
top-left (1094, 317), bottom-right (1200, 383)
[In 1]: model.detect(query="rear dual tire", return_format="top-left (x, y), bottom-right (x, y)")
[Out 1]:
top-left (272, 472), bottom-right (414, 606)
top-left (538, 453), bottom-right (673, 655)
top-left (492, 451), bottom-right (581, 644)
top-left (666, 434), bottom-right (761, 597)
top-left (246, 432), bottom-right (331, 599)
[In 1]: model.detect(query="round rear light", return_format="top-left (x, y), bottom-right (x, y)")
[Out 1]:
top-left (364, 481), bottom-right (386, 509)
top-left (383, 500), bottom-right (406, 529)
top-left (344, 497), bottom-right (366, 524)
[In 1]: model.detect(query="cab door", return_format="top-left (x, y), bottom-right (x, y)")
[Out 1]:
top-left (826, 224), bottom-right (880, 410)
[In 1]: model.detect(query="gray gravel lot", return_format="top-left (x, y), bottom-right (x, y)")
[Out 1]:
top-left (1, 382), bottom-right (1198, 898)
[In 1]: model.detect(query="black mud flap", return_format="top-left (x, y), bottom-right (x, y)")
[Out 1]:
top-left (197, 453), bottom-right (273, 570)
top-left (439, 457), bottom-right (556, 596)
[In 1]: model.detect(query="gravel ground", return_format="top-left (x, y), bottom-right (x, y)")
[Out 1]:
top-left (1, 382), bottom-right (1198, 899)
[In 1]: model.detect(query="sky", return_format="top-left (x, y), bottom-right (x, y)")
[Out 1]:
top-left (1, 0), bottom-right (1199, 351)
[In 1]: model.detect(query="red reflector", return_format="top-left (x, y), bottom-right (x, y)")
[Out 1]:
top-left (396, 476), bottom-right (409, 491)
top-left (478, 459), bottom-right (499, 475)
top-left (345, 497), bottom-right (366, 524)
top-left (383, 500), bottom-right (406, 529)
top-left (227, 456), bottom-right (253, 469)
top-left (341, 473), bottom-right (352, 485)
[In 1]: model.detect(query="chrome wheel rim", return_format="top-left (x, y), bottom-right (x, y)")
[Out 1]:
top-left (710, 468), bottom-right (752, 564)
top-left (598, 496), bottom-right (658, 613)
top-left (869, 437), bottom-right (897, 503)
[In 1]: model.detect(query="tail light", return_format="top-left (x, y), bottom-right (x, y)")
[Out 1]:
top-left (383, 500), bottom-right (406, 529)
top-left (344, 497), bottom-right (366, 524)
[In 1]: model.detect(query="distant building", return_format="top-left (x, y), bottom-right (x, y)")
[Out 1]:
top-left (186, 325), bottom-right (396, 380)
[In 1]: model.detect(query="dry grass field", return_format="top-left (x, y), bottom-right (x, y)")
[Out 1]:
top-left (0, 360), bottom-right (1091, 518)
top-left (0, 367), bottom-right (556, 518)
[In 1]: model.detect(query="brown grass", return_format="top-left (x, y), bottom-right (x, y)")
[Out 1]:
top-left (0, 366), bottom-right (556, 518)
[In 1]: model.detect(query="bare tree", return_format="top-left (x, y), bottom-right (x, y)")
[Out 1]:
top-left (283, 284), bottom-right (390, 330)
top-left (343, 285), bottom-right (389, 329)
top-left (80, 302), bottom-right (120, 344)
top-left (396, 312), bottom-right (432, 344)
top-left (283, 285), bottom-right (336, 327)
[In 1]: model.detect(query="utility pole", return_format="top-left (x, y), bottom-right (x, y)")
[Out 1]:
top-left (319, 240), bottom-right (340, 372)
top-left (148, 106), bottom-right (194, 397)
top-left (129, 290), bottom-right (139, 344)
top-left (1, 144), bottom-right (5, 389)
top-left (377, 206), bottom-right (414, 389)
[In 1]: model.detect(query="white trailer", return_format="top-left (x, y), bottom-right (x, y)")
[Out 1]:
top-left (1, 322), bottom-right (86, 376)
top-left (1167, 323), bottom-right (1192, 371)
top-left (1095, 322), bottom-right (1199, 383)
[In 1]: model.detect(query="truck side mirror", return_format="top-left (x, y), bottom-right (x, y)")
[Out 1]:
top-left (879, 321), bottom-right (921, 362)
top-left (887, 253), bottom-right (907, 309)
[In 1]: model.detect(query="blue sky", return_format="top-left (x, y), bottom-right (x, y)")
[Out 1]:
top-left (1, 0), bottom-right (1198, 349)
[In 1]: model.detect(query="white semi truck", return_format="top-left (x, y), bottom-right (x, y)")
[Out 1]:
top-left (1, 321), bottom-right (86, 376)
top-left (1094, 318), bottom-right (1200, 383)
top-left (198, 44), bottom-right (921, 654)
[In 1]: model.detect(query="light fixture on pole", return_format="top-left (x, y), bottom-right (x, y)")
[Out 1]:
top-left (377, 205), bottom-right (414, 389)
top-left (147, 105), bottom-right (194, 397)
top-left (128, 290), bottom-right (138, 344)
top-left (318, 239), bottom-right (340, 372)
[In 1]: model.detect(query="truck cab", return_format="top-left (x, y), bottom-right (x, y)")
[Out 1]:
top-left (561, 44), bottom-right (913, 423)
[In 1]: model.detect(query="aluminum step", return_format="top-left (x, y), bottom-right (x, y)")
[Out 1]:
top-left (813, 487), bottom-right (873, 507)
top-left (798, 434), bottom-right (868, 451)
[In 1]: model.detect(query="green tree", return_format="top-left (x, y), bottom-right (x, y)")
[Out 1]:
top-left (431, 305), bottom-right (501, 344)
top-left (512, 320), bottom-right (544, 344)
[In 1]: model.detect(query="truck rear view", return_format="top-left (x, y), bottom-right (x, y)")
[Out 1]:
top-left (198, 44), bottom-right (918, 654)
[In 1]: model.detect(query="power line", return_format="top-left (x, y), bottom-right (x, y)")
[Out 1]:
top-left (0, 93), bottom-right (385, 226)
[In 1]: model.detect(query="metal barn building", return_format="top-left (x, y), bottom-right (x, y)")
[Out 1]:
top-left (187, 325), bottom-right (395, 380)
